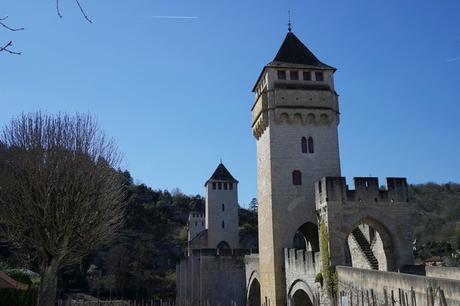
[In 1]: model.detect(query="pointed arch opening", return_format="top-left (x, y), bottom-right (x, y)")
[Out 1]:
top-left (293, 222), bottom-right (319, 252)
top-left (217, 241), bottom-right (230, 250)
top-left (344, 217), bottom-right (396, 271)
top-left (247, 278), bottom-right (261, 306)
top-left (292, 289), bottom-right (313, 306)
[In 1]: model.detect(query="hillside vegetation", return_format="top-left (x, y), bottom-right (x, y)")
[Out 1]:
top-left (410, 182), bottom-right (460, 260)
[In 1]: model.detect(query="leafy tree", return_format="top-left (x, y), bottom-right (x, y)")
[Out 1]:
top-left (0, 112), bottom-right (126, 306)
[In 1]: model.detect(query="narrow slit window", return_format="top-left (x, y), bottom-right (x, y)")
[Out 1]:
top-left (222, 204), bottom-right (225, 211)
top-left (301, 137), bottom-right (308, 153)
top-left (308, 137), bottom-right (314, 154)
top-left (212, 182), bottom-right (216, 190)
top-left (222, 221), bottom-right (225, 228)
top-left (224, 182), bottom-right (228, 190)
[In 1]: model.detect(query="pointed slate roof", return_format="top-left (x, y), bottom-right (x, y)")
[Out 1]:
top-left (253, 31), bottom-right (335, 92)
top-left (269, 31), bottom-right (334, 69)
top-left (205, 163), bottom-right (238, 185)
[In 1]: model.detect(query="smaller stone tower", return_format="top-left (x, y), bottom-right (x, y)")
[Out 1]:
top-left (188, 212), bottom-right (205, 242)
top-left (205, 163), bottom-right (239, 249)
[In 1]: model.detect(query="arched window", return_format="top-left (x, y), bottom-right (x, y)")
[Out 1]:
top-left (301, 137), bottom-right (308, 153)
top-left (217, 241), bottom-right (230, 249)
top-left (292, 170), bottom-right (302, 185)
top-left (308, 137), bottom-right (314, 153)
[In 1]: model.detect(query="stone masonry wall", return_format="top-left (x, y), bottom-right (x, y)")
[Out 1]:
top-left (176, 251), bottom-right (247, 306)
top-left (284, 248), bottom-right (321, 306)
top-left (337, 266), bottom-right (460, 306)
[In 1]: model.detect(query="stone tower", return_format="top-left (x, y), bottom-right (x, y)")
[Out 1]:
top-left (205, 163), bottom-right (240, 249)
top-left (188, 212), bottom-right (205, 242)
top-left (251, 30), bottom-right (341, 305)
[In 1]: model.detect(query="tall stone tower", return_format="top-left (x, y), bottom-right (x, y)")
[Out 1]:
top-left (251, 30), bottom-right (341, 305)
top-left (205, 163), bottom-right (240, 249)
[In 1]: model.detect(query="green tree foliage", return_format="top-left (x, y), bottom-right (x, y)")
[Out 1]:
top-left (239, 205), bottom-right (258, 249)
top-left (411, 183), bottom-right (460, 246)
top-left (410, 183), bottom-right (460, 263)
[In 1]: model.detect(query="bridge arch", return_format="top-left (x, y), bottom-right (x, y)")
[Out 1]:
top-left (292, 222), bottom-right (319, 252)
top-left (287, 280), bottom-right (315, 306)
top-left (344, 216), bottom-right (397, 271)
top-left (246, 272), bottom-right (260, 306)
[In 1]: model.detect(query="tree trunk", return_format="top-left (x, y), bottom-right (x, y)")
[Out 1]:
top-left (37, 259), bottom-right (60, 306)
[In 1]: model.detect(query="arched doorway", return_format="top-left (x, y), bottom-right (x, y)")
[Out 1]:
top-left (217, 241), bottom-right (230, 249)
top-left (247, 278), bottom-right (260, 306)
top-left (292, 222), bottom-right (319, 251)
top-left (292, 289), bottom-right (313, 306)
top-left (345, 217), bottom-right (396, 271)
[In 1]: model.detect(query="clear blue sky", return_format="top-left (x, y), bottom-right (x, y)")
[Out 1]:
top-left (2, 0), bottom-right (460, 206)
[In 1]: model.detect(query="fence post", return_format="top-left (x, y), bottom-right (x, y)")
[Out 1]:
top-left (384, 289), bottom-right (388, 306)
top-left (426, 287), bottom-right (433, 306)
top-left (439, 288), bottom-right (447, 306)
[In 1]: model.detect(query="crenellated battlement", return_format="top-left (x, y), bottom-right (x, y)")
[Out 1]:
top-left (284, 248), bottom-right (320, 294)
top-left (284, 248), bottom-right (319, 273)
top-left (188, 212), bottom-right (205, 220)
top-left (316, 177), bottom-right (409, 206)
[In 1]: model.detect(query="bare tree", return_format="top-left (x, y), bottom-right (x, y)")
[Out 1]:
top-left (0, 112), bottom-right (126, 306)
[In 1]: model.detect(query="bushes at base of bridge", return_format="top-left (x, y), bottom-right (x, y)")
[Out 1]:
top-left (0, 266), bottom-right (37, 306)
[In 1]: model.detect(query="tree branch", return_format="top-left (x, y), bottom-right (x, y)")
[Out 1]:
top-left (56, 0), bottom-right (93, 23)
top-left (0, 16), bottom-right (24, 55)
top-left (2, 0), bottom-right (92, 56)
top-left (0, 41), bottom-right (21, 55)
top-left (0, 16), bottom-right (25, 31)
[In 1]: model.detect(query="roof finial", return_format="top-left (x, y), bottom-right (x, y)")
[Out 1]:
top-left (220, 157), bottom-right (223, 164)
top-left (288, 10), bottom-right (292, 32)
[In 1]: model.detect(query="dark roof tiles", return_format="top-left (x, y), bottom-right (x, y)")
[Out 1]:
top-left (206, 163), bottom-right (238, 185)
top-left (269, 31), bottom-right (334, 69)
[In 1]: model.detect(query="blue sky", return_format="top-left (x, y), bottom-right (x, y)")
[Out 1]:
top-left (1, 0), bottom-right (460, 206)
